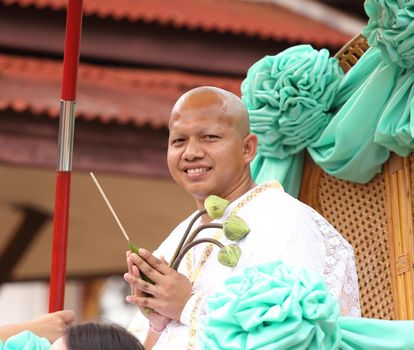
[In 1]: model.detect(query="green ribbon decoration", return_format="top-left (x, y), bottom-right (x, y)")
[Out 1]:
top-left (242, 0), bottom-right (414, 197)
top-left (199, 261), bottom-right (414, 350)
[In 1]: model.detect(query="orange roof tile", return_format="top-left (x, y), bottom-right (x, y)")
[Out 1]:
top-left (0, 54), bottom-right (242, 128)
top-left (1, 0), bottom-right (351, 46)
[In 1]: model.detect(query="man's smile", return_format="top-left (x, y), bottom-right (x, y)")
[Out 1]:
top-left (184, 167), bottom-right (212, 176)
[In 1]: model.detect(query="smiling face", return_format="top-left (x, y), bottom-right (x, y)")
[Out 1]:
top-left (167, 87), bottom-right (257, 208)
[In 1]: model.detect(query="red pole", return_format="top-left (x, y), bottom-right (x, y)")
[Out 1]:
top-left (49, 0), bottom-right (83, 312)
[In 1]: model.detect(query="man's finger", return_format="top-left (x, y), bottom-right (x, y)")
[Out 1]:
top-left (127, 256), bottom-right (133, 274)
top-left (124, 271), bottom-right (154, 293)
top-left (138, 249), bottom-right (171, 275)
top-left (130, 253), bottom-right (164, 282)
top-left (132, 265), bottom-right (141, 278)
top-left (126, 295), bottom-right (158, 311)
top-left (129, 273), bottom-right (158, 297)
top-left (124, 272), bottom-right (143, 297)
top-left (126, 257), bottom-right (135, 294)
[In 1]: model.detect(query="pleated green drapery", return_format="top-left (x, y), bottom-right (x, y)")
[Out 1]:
top-left (242, 0), bottom-right (414, 197)
top-left (199, 261), bottom-right (414, 350)
top-left (0, 331), bottom-right (51, 350)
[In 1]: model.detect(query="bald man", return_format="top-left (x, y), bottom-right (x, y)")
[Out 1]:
top-left (125, 87), bottom-right (360, 349)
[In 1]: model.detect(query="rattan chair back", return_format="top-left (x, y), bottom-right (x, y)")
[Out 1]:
top-left (299, 34), bottom-right (414, 320)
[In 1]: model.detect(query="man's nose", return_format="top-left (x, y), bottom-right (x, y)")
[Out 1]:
top-left (182, 139), bottom-right (204, 161)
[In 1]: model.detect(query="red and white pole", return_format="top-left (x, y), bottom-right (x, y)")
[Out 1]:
top-left (49, 0), bottom-right (83, 312)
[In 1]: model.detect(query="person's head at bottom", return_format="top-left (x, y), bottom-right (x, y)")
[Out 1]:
top-left (51, 322), bottom-right (144, 350)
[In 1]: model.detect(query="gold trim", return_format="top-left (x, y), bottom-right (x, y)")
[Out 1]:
top-left (186, 294), bottom-right (205, 350)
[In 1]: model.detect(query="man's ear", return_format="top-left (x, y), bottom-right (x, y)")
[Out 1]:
top-left (242, 134), bottom-right (258, 163)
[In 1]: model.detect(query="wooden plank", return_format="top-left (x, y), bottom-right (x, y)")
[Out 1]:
top-left (382, 161), bottom-right (399, 319)
top-left (0, 4), bottom-right (291, 76)
top-left (0, 111), bottom-right (170, 178)
top-left (298, 152), bottom-right (323, 213)
top-left (402, 157), bottom-right (414, 319)
top-left (0, 205), bottom-right (50, 284)
top-left (384, 154), bottom-right (414, 320)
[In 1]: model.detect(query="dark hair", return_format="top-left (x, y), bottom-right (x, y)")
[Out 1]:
top-left (65, 322), bottom-right (144, 350)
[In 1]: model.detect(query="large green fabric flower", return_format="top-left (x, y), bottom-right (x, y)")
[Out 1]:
top-left (241, 45), bottom-right (343, 160)
top-left (199, 261), bottom-right (340, 350)
top-left (199, 261), bottom-right (414, 350)
top-left (363, 0), bottom-right (414, 68)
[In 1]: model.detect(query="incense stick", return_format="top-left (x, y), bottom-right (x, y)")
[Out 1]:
top-left (90, 172), bottom-right (130, 242)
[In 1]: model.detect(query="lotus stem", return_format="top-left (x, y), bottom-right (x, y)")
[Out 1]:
top-left (181, 222), bottom-right (222, 254)
top-left (171, 238), bottom-right (224, 270)
top-left (169, 209), bottom-right (207, 266)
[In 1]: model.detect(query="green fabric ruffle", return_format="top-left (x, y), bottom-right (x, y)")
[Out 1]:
top-left (363, 0), bottom-right (414, 68)
top-left (242, 0), bottom-right (414, 196)
top-left (241, 45), bottom-right (343, 196)
top-left (241, 45), bottom-right (343, 160)
top-left (199, 261), bottom-right (414, 350)
top-left (199, 261), bottom-right (340, 350)
top-left (0, 331), bottom-right (51, 350)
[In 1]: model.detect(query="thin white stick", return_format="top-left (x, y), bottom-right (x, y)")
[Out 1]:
top-left (90, 172), bottom-right (130, 242)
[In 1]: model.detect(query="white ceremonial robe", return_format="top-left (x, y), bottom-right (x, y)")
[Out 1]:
top-left (129, 181), bottom-right (361, 349)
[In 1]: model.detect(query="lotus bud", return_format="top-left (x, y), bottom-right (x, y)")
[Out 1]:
top-left (204, 195), bottom-right (229, 219)
top-left (223, 215), bottom-right (250, 241)
top-left (218, 244), bottom-right (241, 267)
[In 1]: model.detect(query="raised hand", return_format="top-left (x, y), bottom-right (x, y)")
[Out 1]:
top-left (124, 249), bottom-right (192, 322)
top-left (124, 251), bottom-right (170, 332)
top-left (25, 310), bottom-right (75, 342)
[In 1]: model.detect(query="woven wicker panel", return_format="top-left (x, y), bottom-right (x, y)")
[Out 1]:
top-left (318, 172), bottom-right (394, 319)
top-left (335, 34), bottom-right (369, 73)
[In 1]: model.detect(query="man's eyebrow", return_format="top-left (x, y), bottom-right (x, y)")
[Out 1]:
top-left (169, 132), bottom-right (183, 137)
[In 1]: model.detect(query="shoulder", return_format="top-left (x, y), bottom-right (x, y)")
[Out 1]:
top-left (236, 182), bottom-right (314, 223)
top-left (237, 181), bottom-right (354, 252)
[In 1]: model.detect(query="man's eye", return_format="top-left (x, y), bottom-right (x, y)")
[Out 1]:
top-left (172, 138), bottom-right (185, 145)
top-left (204, 135), bottom-right (220, 140)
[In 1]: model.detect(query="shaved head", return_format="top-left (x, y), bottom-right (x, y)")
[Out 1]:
top-left (170, 86), bottom-right (250, 137)
top-left (167, 85), bottom-right (257, 207)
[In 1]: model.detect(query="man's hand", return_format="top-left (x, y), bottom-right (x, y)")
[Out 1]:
top-left (25, 310), bottom-right (75, 342)
top-left (124, 249), bottom-right (193, 322)
top-left (124, 251), bottom-right (170, 332)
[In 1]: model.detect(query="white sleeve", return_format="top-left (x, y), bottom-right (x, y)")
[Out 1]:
top-left (128, 310), bottom-right (150, 343)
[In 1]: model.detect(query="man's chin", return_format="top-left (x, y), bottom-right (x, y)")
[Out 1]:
top-left (185, 186), bottom-right (211, 202)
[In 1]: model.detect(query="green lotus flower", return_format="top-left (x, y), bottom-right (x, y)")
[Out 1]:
top-left (218, 244), bottom-right (241, 267)
top-left (223, 215), bottom-right (250, 241)
top-left (204, 195), bottom-right (229, 219)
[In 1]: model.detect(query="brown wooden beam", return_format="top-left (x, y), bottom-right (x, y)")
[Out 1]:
top-left (0, 111), bottom-right (170, 178)
top-left (0, 204), bottom-right (51, 284)
top-left (0, 4), bottom-right (312, 76)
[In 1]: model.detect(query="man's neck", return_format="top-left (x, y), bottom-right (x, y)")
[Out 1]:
top-left (196, 176), bottom-right (256, 223)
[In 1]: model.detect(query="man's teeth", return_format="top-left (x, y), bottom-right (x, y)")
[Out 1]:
top-left (187, 168), bottom-right (209, 174)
